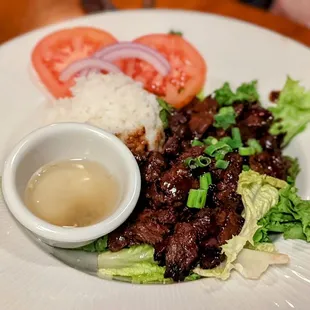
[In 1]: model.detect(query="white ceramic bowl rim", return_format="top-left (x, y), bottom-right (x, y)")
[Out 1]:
top-left (2, 123), bottom-right (141, 243)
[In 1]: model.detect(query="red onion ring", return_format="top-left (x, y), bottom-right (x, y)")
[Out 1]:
top-left (94, 42), bottom-right (170, 76)
top-left (59, 58), bottom-right (121, 82)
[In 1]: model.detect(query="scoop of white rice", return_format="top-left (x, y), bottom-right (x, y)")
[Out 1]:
top-left (46, 73), bottom-right (164, 154)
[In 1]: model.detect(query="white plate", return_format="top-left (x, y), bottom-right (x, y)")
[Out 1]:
top-left (1, 9), bottom-right (310, 310)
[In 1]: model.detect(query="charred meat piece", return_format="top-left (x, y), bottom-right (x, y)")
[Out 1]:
top-left (211, 153), bottom-right (244, 211)
top-left (124, 219), bottom-right (169, 245)
top-left (137, 207), bottom-right (178, 225)
top-left (199, 237), bottom-right (224, 270)
top-left (165, 223), bottom-right (199, 281)
top-left (269, 90), bottom-right (280, 103)
top-left (188, 113), bottom-right (214, 138)
top-left (154, 238), bottom-right (169, 266)
top-left (184, 96), bottom-right (219, 115)
top-left (163, 135), bottom-right (181, 156)
top-left (216, 208), bottom-right (244, 245)
top-left (143, 151), bottom-right (166, 183)
top-left (177, 146), bottom-right (205, 162)
top-left (192, 208), bottom-right (216, 241)
top-left (107, 226), bottom-right (129, 252)
top-left (168, 112), bottom-right (188, 134)
top-left (159, 163), bottom-right (199, 207)
top-left (249, 151), bottom-right (291, 180)
top-left (238, 105), bottom-right (274, 140)
top-left (259, 134), bottom-right (283, 151)
top-left (183, 96), bottom-right (219, 138)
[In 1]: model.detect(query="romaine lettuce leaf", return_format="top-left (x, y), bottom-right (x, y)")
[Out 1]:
top-left (98, 244), bottom-right (155, 269)
top-left (98, 262), bottom-right (171, 284)
top-left (97, 244), bottom-right (200, 283)
top-left (254, 185), bottom-right (310, 243)
top-left (79, 235), bottom-right (108, 252)
top-left (233, 248), bottom-right (289, 279)
top-left (194, 171), bottom-right (288, 280)
top-left (269, 77), bottom-right (310, 146)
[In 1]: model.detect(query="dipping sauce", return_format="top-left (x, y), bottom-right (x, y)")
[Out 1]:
top-left (24, 159), bottom-right (120, 227)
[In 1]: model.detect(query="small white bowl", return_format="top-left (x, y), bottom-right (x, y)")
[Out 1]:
top-left (2, 123), bottom-right (141, 248)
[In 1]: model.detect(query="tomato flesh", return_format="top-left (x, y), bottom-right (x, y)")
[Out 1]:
top-left (119, 34), bottom-right (207, 108)
top-left (32, 27), bottom-right (118, 98)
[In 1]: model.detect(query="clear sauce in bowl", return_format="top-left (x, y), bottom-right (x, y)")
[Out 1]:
top-left (24, 159), bottom-right (119, 227)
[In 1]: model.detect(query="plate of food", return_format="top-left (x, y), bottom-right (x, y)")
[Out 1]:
top-left (1, 9), bottom-right (310, 310)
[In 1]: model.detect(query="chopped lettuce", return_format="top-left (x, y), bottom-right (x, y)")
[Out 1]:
top-left (97, 244), bottom-right (200, 283)
top-left (98, 244), bottom-right (155, 269)
top-left (99, 263), bottom-right (171, 284)
top-left (285, 156), bottom-right (300, 185)
top-left (269, 77), bottom-right (310, 146)
top-left (194, 171), bottom-right (288, 280)
top-left (214, 81), bottom-right (259, 106)
top-left (233, 248), bottom-right (289, 279)
top-left (254, 185), bottom-right (310, 243)
top-left (214, 106), bottom-right (236, 130)
top-left (79, 236), bottom-right (108, 252)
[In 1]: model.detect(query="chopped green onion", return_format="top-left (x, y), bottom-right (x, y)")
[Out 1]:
top-left (203, 136), bottom-right (218, 146)
top-left (196, 156), bottom-right (212, 167)
top-left (243, 165), bottom-right (250, 171)
top-left (184, 157), bottom-right (198, 169)
top-left (157, 98), bottom-right (173, 112)
top-left (219, 136), bottom-right (237, 149)
top-left (200, 172), bottom-right (212, 190)
top-left (231, 127), bottom-right (242, 148)
top-left (239, 146), bottom-right (255, 156)
top-left (214, 106), bottom-right (236, 130)
top-left (191, 139), bottom-right (204, 147)
top-left (205, 141), bottom-right (232, 157)
top-left (215, 159), bottom-right (230, 169)
top-left (215, 152), bottom-right (225, 161)
top-left (187, 189), bottom-right (207, 209)
top-left (196, 89), bottom-right (205, 101)
top-left (247, 139), bottom-right (263, 154)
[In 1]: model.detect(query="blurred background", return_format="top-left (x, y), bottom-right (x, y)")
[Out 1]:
top-left (0, 0), bottom-right (309, 44)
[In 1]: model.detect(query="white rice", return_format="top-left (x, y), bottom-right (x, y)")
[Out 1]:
top-left (45, 73), bottom-right (164, 152)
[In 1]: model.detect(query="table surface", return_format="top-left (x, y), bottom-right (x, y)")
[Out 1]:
top-left (0, 0), bottom-right (310, 47)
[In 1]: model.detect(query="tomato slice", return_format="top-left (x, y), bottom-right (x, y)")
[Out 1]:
top-left (118, 34), bottom-right (207, 109)
top-left (32, 27), bottom-right (117, 98)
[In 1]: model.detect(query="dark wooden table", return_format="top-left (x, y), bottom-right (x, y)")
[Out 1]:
top-left (1, 0), bottom-right (310, 47)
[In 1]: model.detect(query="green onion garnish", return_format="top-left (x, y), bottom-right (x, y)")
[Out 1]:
top-left (196, 156), bottom-right (212, 167)
top-left (203, 136), bottom-right (218, 146)
top-left (215, 152), bottom-right (225, 161)
top-left (239, 146), bottom-right (255, 156)
top-left (215, 159), bottom-right (230, 169)
top-left (191, 139), bottom-right (204, 147)
top-left (220, 136), bottom-right (239, 149)
top-left (205, 141), bottom-right (232, 157)
top-left (243, 165), bottom-right (250, 171)
top-left (184, 157), bottom-right (198, 169)
top-left (231, 127), bottom-right (242, 148)
top-left (200, 172), bottom-right (212, 191)
top-left (247, 139), bottom-right (263, 154)
top-left (214, 106), bottom-right (236, 130)
top-left (187, 189), bottom-right (207, 209)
